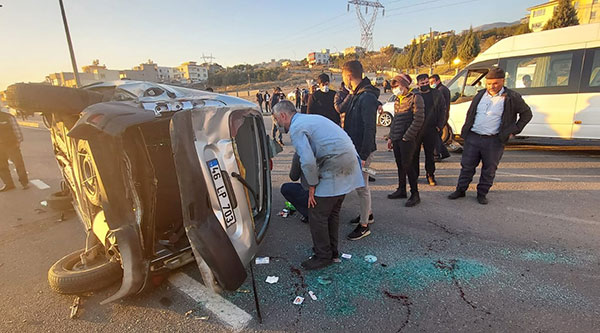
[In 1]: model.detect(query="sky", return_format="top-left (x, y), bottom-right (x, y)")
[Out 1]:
top-left (0, 0), bottom-right (542, 90)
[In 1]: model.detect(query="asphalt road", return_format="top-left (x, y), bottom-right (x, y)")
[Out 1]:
top-left (1, 118), bottom-right (599, 332)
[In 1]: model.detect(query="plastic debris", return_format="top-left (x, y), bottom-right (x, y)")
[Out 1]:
top-left (308, 291), bottom-right (318, 301)
top-left (333, 258), bottom-right (342, 263)
top-left (40, 200), bottom-right (48, 207)
top-left (317, 276), bottom-right (332, 285)
top-left (184, 310), bottom-right (193, 317)
top-left (362, 167), bottom-right (377, 176)
top-left (69, 296), bottom-right (80, 319)
top-left (293, 296), bottom-right (304, 305)
top-left (277, 210), bottom-right (289, 218)
top-left (195, 316), bottom-right (209, 320)
top-left (341, 253), bottom-right (352, 259)
top-left (364, 255), bottom-right (378, 263)
top-left (285, 201), bottom-right (296, 211)
top-left (265, 276), bottom-right (279, 284)
top-left (255, 257), bottom-right (270, 264)
top-left (236, 289), bottom-right (250, 293)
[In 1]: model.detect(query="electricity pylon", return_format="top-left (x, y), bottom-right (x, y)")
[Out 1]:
top-left (347, 0), bottom-right (385, 52)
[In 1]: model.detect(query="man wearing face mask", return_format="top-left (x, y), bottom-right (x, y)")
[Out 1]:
top-left (307, 73), bottom-right (340, 125)
top-left (429, 74), bottom-right (451, 161)
top-left (272, 100), bottom-right (364, 270)
top-left (387, 74), bottom-right (424, 206)
top-left (414, 74), bottom-right (446, 188)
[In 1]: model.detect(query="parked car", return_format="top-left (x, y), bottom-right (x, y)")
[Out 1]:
top-left (378, 94), bottom-right (396, 127)
top-left (6, 81), bottom-right (274, 303)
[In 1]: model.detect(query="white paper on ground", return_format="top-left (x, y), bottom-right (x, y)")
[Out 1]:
top-left (265, 276), bottom-right (279, 284)
top-left (293, 296), bottom-right (304, 305)
top-left (308, 291), bottom-right (317, 301)
top-left (255, 257), bottom-right (270, 264)
top-left (30, 179), bottom-right (50, 190)
top-left (341, 253), bottom-right (352, 259)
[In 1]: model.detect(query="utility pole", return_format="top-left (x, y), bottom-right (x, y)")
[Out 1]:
top-left (347, 0), bottom-right (384, 52)
top-left (58, 0), bottom-right (80, 87)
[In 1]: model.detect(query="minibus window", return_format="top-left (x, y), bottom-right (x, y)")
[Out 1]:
top-left (505, 52), bottom-right (573, 89)
top-left (588, 51), bottom-right (600, 87)
top-left (447, 70), bottom-right (467, 102)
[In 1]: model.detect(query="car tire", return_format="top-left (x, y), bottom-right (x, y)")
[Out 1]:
top-left (48, 249), bottom-right (123, 294)
top-left (441, 124), bottom-right (453, 144)
top-left (378, 112), bottom-right (393, 127)
top-left (5, 83), bottom-right (104, 116)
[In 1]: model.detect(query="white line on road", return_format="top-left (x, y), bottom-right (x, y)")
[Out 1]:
top-left (497, 171), bottom-right (562, 181)
top-left (507, 207), bottom-right (600, 226)
top-left (30, 179), bottom-right (50, 190)
top-left (168, 272), bottom-right (253, 332)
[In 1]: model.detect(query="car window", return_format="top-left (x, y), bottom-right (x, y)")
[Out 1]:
top-left (463, 70), bottom-right (487, 98)
top-left (447, 70), bottom-right (467, 102)
top-left (588, 51), bottom-right (600, 87)
top-left (505, 52), bottom-right (573, 89)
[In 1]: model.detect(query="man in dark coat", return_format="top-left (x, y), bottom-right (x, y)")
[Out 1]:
top-left (414, 74), bottom-right (446, 187)
top-left (307, 74), bottom-right (340, 125)
top-left (430, 74), bottom-right (451, 161)
top-left (294, 87), bottom-right (301, 110)
top-left (340, 60), bottom-right (379, 241)
top-left (0, 110), bottom-right (29, 192)
top-left (256, 91), bottom-right (264, 112)
top-left (448, 67), bottom-right (532, 204)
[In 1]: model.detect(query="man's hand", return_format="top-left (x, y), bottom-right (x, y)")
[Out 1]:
top-left (509, 134), bottom-right (515, 139)
top-left (377, 105), bottom-right (383, 114)
top-left (361, 159), bottom-right (366, 168)
top-left (387, 138), bottom-right (393, 150)
top-left (308, 186), bottom-right (317, 208)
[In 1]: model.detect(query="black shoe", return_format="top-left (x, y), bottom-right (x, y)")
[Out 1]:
top-left (440, 153), bottom-right (451, 160)
top-left (300, 216), bottom-right (309, 224)
top-left (368, 176), bottom-right (376, 182)
top-left (448, 190), bottom-right (466, 200)
top-left (347, 224), bottom-right (371, 240)
top-left (405, 192), bottom-right (421, 207)
top-left (477, 194), bottom-right (488, 205)
top-left (348, 214), bottom-right (374, 224)
top-left (0, 184), bottom-right (15, 192)
top-left (387, 188), bottom-right (407, 199)
top-left (301, 257), bottom-right (332, 270)
top-left (427, 174), bottom-right (437, 186)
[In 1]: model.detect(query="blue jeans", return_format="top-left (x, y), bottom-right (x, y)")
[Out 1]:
top-left (280, 183), bottom-right (308, 218)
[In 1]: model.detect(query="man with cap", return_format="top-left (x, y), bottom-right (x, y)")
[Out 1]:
top-left (307, 73), bottom-right (340, 125)
top-left (448, 67), bottom-right (532, 204)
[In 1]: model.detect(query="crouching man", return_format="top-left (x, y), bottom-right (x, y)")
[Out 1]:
top-left (272, 100), bottom-right (364, 270)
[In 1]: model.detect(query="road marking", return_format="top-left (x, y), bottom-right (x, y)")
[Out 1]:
top-left (17, 120), bottom-right (40, 128)
top-left (168, 272), bottom-right (253, 332)
top-left (497, 171), bottom-right (562, 181)
top-left (507, 207), bottom-right (600, 226)
top-left (30, 179), bottom-right (50, 190)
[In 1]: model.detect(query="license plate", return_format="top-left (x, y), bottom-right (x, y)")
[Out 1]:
top-left (207, 159), bottom-right (236, 228)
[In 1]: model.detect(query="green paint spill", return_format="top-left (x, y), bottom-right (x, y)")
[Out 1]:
top-left (520, 250), bottom-right (576, 264)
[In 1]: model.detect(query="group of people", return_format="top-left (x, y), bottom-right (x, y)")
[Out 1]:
top-left (274, 61), bottom-right (532, 270)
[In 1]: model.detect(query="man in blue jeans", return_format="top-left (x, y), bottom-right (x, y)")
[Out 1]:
top-left (280, 153), bottom-right (309, 223)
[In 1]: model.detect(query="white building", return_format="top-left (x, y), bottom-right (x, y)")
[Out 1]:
top-left (307, 49), bottom-right (331, 68)
top-left (158, 66), bottom-right (184, 82)
top-left (177, 61), bottom-right (208, 83)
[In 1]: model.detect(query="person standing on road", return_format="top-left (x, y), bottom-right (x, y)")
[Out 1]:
top-left (300, 88), bottom-right (309, 114)
top-left (334, 81), bottom-right (352, 116)
top-left (294, 87), bottom-right (301, 110)
top-left (340, 60), bottom-right (379, 240)
top-left (387, 74), bottom-right (424, 206)
top-left (448, 67), bottom-right (532, 205)
top-left (270, 87), bottom-right (284, 144)
top-left (256, 91), bottom-right (264, 112)
top-left (307, 73), bottom-right (340, 125)
top-left (413, 74), bottom-right (446, 187)
top-left (429, 74), bottom-right (451, 161)
top-left (272, 100), bottom-right (364, 270)
top-left (0, 110), bottom-right (29, 192)
top-left (264, 91), bottom-right (271, 113)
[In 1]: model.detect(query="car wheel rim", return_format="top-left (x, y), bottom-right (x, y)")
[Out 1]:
top-left (380, 113), bottom-right (392, 127)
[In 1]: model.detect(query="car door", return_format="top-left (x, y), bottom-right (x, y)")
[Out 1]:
top-left (572, 47), bottom-right (600, 140)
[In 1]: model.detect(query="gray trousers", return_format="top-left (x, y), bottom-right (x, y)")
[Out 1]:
top-left (308, 194), bottom-right (345, 260)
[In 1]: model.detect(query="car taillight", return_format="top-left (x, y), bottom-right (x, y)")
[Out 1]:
top-left (269, 159), bottom-right (273, 171)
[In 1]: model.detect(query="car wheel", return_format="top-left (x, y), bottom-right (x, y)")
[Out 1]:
top-left (441, 124), bottom-right (453, 144)
top-left (48, 249), bottom-right (123, 294)
top-left (77, 140), bottom-right (101, 206)
top-left (378, 112), bottom-right (393, 127)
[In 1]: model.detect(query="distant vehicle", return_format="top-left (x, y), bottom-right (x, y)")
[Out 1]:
top-left (287, 91), bottom-right (296, 101)
top-left (6, 81), bottom-right (273, 303)
top-left (446, 23), bottom-right (600, 141)
top-left (378, 94), bottom-right (395, 127)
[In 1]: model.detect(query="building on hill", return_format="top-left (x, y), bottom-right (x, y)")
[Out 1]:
top-left (120, 60), bottom-right (159, 82)
top-left (343, 46), bottom-right (366, 56)
top-left (411, 30), bottom-right (455, 44)
top-left (177, 61), bottom-right (208, 83)
top-left (307, 49), bottom-right (331, 68)
top-left (528, 0), bottom-right (600, 32)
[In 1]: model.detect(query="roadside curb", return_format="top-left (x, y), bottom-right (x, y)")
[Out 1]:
top-left (17, 120), bottom-right (41, 128)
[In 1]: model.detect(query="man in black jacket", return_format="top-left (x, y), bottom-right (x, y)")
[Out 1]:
top-left (0, 110), bottom-right (29, 192)
top-left (340, 60), bottom-right (379, 241)
top-left (307, 74), bottom-right (340, 125)
top-left (256, 91), bottom-right (264, 112)
top-left (414, 74), bottom-right (446, 188)
top-left (430, 74), bottom-right (451, 161)
top-left (448, 67), bottom-right (532, 204)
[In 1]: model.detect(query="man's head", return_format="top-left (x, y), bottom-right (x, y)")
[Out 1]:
top-left (485, 67), bottom-right (506, 95)
top-left (416, 73), bottom-right (430, 92)
top-left (342, 60), bottom-right (363, 91)
top-left (272, 100), bottom-right (297, 133)
top-left (390, 74), bottom-right (412, 95)
top-left (317, 73), bottom-right (331, 92)
top-left (429, 74), bottom-right (441, 88)
top-left (522, 74), bottom-right (532, 87)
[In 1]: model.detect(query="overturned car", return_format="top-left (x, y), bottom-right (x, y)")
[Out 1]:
top-left (6, 81), bottom-right (273, 303)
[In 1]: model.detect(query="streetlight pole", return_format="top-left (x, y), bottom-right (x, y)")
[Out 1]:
top-left (58, 0), bottom-right (80, 87)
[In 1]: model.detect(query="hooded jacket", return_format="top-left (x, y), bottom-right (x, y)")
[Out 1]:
top-left (343, 77), bottom-right (380, 160)
top-left (388, 89), bottom-right (425, 142)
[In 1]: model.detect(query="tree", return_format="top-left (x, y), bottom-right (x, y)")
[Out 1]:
top-left (481, 36), bottom-right (497, 52)
top-left (544, 0), bottom-right (579, 30)
top-left (442, 35), bottom-right (458, 69)
top-left (457, 27), bottom-right (480, 63)
top-left (411, 42), bottom-right (424, 69)
top-left (423, 38), bottom-right (442, 72)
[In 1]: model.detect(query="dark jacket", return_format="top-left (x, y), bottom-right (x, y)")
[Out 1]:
top-left (388, 90), bottom-right (425, 142)
top-left (307, 89), bottom-right (340, 125)
top-left (461, 87), bottom-right (533, 143)
top-left (256, 92), bottom-right (263, 103)
top-left (289, 153), bottom-right (308, 189)
top-left (0, 111), bottom-right (22, 145)
top-left (417, 88), bottom-right (446, 130)
top-left (334, 88), bottom-right (352, 115)
top-left (436, 83), bottom-right (451, 121)
top-left (343, 77), bottom-right (380, 160)
top-left (270, 92), bottom-right (282, 109)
